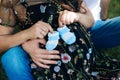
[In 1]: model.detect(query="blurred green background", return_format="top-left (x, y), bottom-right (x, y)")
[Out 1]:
top-left (103, 0), bottom-right (120, 59)
top-left (0, 0), bottom-right (120, 80)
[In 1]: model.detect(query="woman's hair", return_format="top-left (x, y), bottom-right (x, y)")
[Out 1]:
top-left (0, 0), bottom-right (21, 27)
top-left (0, 0), bottom-right (20, 7)
top-left (54, 0), bottom-right (83, 12)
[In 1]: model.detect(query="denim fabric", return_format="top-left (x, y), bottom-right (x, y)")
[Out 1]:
top-left (1, 46), bottom-right (34, 80)
top-left (90, 16), bottom-right (120, 49)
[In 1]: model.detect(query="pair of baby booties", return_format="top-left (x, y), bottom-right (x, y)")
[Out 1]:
top-left (46, 25), bottom-right (76, 50)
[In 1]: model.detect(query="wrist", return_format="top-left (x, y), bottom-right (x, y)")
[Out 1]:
top-left (75, 13), bottom-right (81, 22)
top-left (20, 30), bottom-right (31, 41)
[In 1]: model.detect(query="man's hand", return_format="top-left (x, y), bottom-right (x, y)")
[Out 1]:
top-left (22, 39), bottom-right (60, 68)
top-left (100, 0), bottom-right (111, 20)
top-left (24, 21), bottom-right (53, 40)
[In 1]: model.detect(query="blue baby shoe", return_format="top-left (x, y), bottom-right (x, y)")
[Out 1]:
top-left (57, 25), bottom-right (76, 44)
top-left (46, 31), bottom-right (60, 50)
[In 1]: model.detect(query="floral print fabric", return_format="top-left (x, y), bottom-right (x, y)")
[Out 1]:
top-left (31, 22), bottom-right (96, 80)
top-left (20, 2), bottom-right (120, 80)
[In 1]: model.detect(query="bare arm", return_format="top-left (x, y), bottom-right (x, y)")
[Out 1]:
top-left (0, 32), bottom-right (30, 52)
top-left (25, 0), bottom-right (45, 5)
top-left (0, 21), bottom-right (53, 52)
top-left (100, 0), bottom-right (111, 20)
top-left (0, 26), bottom-right (14, 35)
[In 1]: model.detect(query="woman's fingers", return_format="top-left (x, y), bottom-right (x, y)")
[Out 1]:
top-left (58, 10), bottom-right (77, 27)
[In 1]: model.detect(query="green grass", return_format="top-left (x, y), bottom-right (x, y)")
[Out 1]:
top-left (108, 0), bottom-right (120, 18)
top-left (103, 0), bottom-right (120, 60)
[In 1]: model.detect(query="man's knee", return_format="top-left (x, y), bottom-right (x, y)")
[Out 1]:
top-left (1, 46), bottom-right (33, 80)
top-left (1, 46), bottom-right (25, 67)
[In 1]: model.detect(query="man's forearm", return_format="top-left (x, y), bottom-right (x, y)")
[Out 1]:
top-left (100, 0), bottom-right (111, 20)
top-left (0, 30), bottom-right (29, 52)
top-left (26, 0), bottom-right (43, 2)
top-left (25, 0), bottom-right (45, 5)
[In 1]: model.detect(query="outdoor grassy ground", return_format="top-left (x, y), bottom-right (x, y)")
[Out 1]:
top-left (0, 0), bottom-right (120, 80)
top-left (103, 0), bottom-right (120, 60)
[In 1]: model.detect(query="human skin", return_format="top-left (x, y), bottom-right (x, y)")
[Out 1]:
top-left (0, 0), bottom-right (94, 68)
top-left (22, 1), bottom-right (94, 68)
top-left (100, 0), bottom-right (111, 20)
top-left (58, 2), bottom-right (94, 29)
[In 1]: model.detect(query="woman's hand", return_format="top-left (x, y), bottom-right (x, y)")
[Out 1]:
top-left (22, 39), bottom-right (60, 68)
top-left (58, 10), bottom-right (78, 27)
top-left (58, 2), bottom-right (94, 29)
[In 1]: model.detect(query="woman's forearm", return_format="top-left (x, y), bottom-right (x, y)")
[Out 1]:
top-left (76, 12), bottom-right (94, 29)
top-left (77, 2), bottom-right (94, 29)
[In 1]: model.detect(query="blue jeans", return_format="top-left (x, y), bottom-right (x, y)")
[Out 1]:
top-left (1, 46), bottom-right (34, 80)
top-left (90, 16), bottom-right (120, 49)
top-left (1, 17), bottom-right (120, 80)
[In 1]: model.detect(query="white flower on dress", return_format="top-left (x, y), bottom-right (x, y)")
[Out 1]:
top-left (86, 53), bottom-right (90, 60)
top-left (67, 69), bottom-right (74, 75)
top-left (54, 66), bottom-right (60, 72)
top-left (91, 72), bottom-right (99, 76)
top-left (68, 45), bottom-right (76, 52)
top-left (61, 53), bottom-right (71, 63)
top-left (40, 5), bottom-right (46, 13)
top-left (57, 60), bottom-right (62, 66)
top-left (31, 63), bottom-right (37, 69)
top-left (88, 48), bottom-right (92, 54)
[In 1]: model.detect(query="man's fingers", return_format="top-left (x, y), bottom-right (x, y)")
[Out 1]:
top-left (33, 59), bottom-right (58, 68)
top-left (40, 59), bottom-right (58, 65)
top-left (38, 54), bottom-right (60, 60)
top-left (33, 59), bottom-right (50, 68)
top-left (42, 22), bottom-right (54, 32)
top-left (39, 29), bottom-right (47, 36)
top-left (39, 49), bottom-right (59, 55)
top-left (37, 21), bottom-right (53, 33)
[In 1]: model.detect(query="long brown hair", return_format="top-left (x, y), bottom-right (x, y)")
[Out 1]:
top-left (53, 0), bottom-right (84, 12)
top-left (0, 0), bottom-right (20, 7)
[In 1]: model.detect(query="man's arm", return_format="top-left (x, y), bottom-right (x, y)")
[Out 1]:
top-left (25, 0), bottom-right (45, 5)
top-left (100, 0), bottom-right (111, 20)
top-left (0, 21), bottom-right (53, 52)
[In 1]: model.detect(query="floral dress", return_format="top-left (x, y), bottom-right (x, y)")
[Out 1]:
top-left (19, 1), bottom-right (120, 80)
